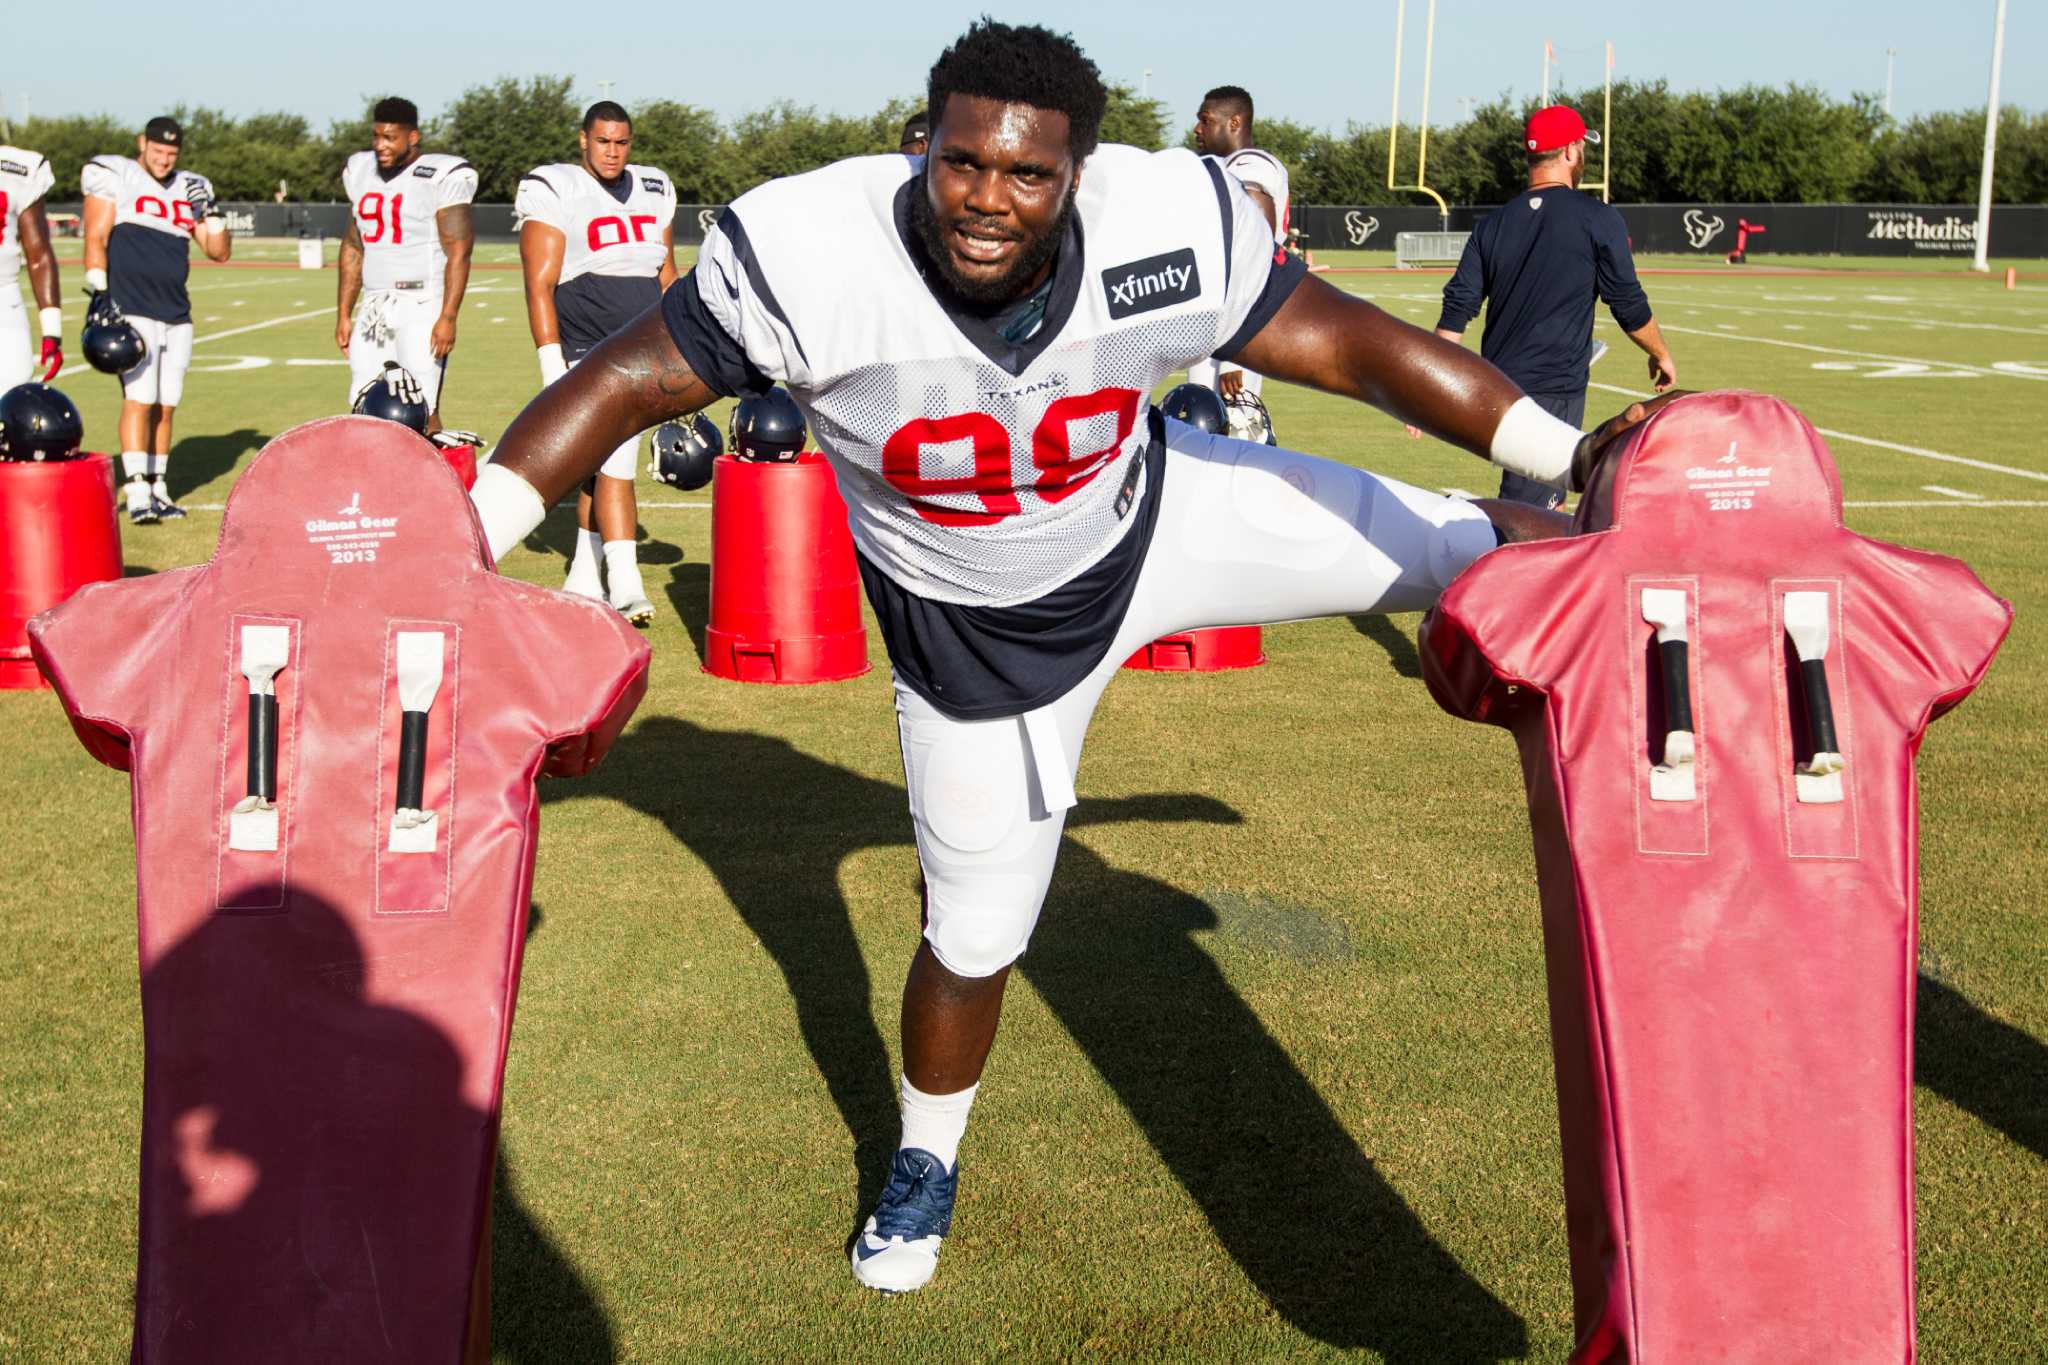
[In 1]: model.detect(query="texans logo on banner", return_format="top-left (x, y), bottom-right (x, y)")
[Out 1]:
top-left (1343, 211), bottom-right (1380, 246)
top-left (1684, 210), bottom-right (1726, 250)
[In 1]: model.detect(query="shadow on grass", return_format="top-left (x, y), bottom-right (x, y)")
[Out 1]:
top-left (547, 715), bottom-right (1525, 1356)
top-left (662, 559), bottom-right (711, 669)
top-left (520, 495), bottom-right (684, 577)
top-left (168, 427), bottom-right (265, 499)
top-left (1349, 613), bottom-right (1423, 678)
top-left (133, 889), bottom-right (611, 1358)
top-left (1916, 973), bottom-right (2048, 1160)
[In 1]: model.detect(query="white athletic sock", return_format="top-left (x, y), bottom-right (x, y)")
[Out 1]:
top-left (563, 529), bottom-right (604, 597)
top-left (898, 1076), bottom-right (978, 1171)
top-left (151, 477), bottom-right (172, 504)
top-left (121, 451), bottom-right (149, 481)
top-left (145, 453), bottom-right (166, 481)
top-left (603, 540), bottom-right (646, 604)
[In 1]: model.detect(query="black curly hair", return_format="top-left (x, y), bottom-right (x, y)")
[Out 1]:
top-left (926, 18), bottom-right (1108, 161)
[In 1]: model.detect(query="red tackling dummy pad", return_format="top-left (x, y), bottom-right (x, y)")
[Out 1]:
top-left (1419, 393), bottom-right (2010, 1361)
top-left (28, 418), bottom-right (650, 1363)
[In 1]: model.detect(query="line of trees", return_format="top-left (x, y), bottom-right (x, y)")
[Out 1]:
top-left (7, 76), bottom-right (2042, 208)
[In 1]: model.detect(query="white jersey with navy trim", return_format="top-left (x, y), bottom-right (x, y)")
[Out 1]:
top-left (81, 155), bottom-right (218, 323)
top-left (0, 146), bottom-right (55, 279)
top-left (1223, 148), bottom-right (1290, 247)
top-left (342, 150), bottom-right (477, 292)
top-left (672, 145), bottom-right (1291, 609)
top-left (514, 162), bottom-right (675, 286)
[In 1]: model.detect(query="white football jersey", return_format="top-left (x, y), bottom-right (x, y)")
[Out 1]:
top-left (0, 146), bottom-right (55, 278)
top-left (514, 162), bottom-right (676, 285)
top-left (81, 155), bottom-right (215, 241)
top-left (677, 146), bottom-right (1289, 607)
top-left (81, 155), bottom-right (219, 322)
top-left (1224, 148), bottom-right (1290, 247)
top-left (342, 150), bottom-right (478, 292)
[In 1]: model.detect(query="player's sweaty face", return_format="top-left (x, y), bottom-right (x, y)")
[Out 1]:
top-left (139, 139), bottom-right (179, 179)
top-left (923, 96), bottom-right (1077, 304)
top-left (582, 121), bottom-right (632, 181)
top-left (1193, 106), bottom-right (1230, 155)
top-left (372, 123), bottom-right (420, 170)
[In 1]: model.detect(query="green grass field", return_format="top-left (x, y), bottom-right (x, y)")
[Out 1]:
top-left (3, 247), bottom-right (2043, 1360)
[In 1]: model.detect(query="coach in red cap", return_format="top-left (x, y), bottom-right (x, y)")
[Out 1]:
top-left (1429, 105), bottom-right (1676, 507)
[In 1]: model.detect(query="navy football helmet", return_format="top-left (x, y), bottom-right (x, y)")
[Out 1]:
top-left (0, 383), bottom-right (85, 462)
top-left (1158, 382), bottom-right (1228, 434)
top-left (352, 362), bottom-right (430, 433)
top-left (80, 292), bottom-right (146, 376)
top-left (652, 413), bottom-right (721, 490)
top-left (730, 388), bottom-right (806, 462)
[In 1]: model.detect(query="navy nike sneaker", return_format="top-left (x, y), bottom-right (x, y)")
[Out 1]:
top-left (850, 1148), bottom-right (957, 1293)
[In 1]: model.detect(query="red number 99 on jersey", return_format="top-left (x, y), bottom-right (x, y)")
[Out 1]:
top-left (881, 387), bottom-right (1141, 527)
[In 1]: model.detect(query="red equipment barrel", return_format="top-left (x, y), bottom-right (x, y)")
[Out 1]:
top-left (1124, 625), bottom-right (1265, 672)
top-left (3, 453), bottom-right (122, 690)
top-left (704, 452), bottom-right (869, 684)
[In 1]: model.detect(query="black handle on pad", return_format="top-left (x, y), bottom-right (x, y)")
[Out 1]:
top-left (246, 694), bottom-right (278, 802)
top-left (1797, 657), bottom-right (1840, 757)
top-left (1658, 639), bottom-right (1694, 738)
top-left (396, 711), bottom-right (429, 811)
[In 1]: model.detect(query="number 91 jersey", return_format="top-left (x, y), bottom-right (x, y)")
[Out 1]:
top-left (342, 150), bottom-right (478, 292)
top-left (661, 146), bottom-right (1299, 609)
top-left (0, 147), bottom-right (55, 277)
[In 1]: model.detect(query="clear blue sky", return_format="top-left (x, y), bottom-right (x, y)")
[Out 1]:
top-left (9, 1), bottom-right (2038, 136)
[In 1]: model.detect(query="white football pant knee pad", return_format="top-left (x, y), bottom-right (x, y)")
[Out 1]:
top-left (599, 433), bottom-right (639, 481)
top-left (899, 686), bottom-right (1067, 979)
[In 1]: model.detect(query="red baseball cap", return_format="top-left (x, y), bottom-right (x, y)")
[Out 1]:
top-left (1524, 105), bottom-right (1600, 153)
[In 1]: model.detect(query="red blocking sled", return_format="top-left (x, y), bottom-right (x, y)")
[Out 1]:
top-left (703, 451), bottom-right (869, 684)
top-left (1123, 624), bottom-right (1266, 672)
top-left (1420, 392), bottom-right (2010, 1362)
top-left (1, 453), bottom-right (122, 689)
top-left (30, 419), bottom-right (649, 1363)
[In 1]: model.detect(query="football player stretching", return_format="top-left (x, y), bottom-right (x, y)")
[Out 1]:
top-left (469, 20), bottom-right (1674, 1295)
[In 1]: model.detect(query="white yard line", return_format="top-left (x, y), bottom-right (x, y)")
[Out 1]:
top-left (1586, 380), bottom-right (2048, 484)
top-left (1650, 323), bottom-right (2045, 380)
top-left (1843, 499), bottom-right (2048, 509)
top-left (1921, 485), bottom-right (1984, 499)
top-left (1645, 288), bottom-right (2048, 337)
top-left (53, 306), bottom-right (335, 380)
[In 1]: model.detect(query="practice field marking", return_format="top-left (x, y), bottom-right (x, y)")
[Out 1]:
top-left (1652, 323), bottom-right (2046, 380)
top-left (1587, 380), bottom-right (2048, 484)
top-left (1650, 283), bottom-right (2048, 326)
top-left (1842, 499), bottom-right (2048, 509)
top-left (52, 306), bottom-right (338, 380)
top-left (1922, 485), bottom-right (1983, 500)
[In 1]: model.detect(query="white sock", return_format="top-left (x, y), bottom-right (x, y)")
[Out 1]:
top-left (123, 460), bottom-right (151, 511)
top-left (145, 453), bottom-right (166, 481)
top-left (564, 529), bottom-right (603, 597)
top-left (121, 451), bottom-right (149, 481)
top-left (898, 1076), bottom-right (978, 1171)
top-left (603, 540), bottom-right (645, 604)
top-left (151, 477), bottom-right (173, 504)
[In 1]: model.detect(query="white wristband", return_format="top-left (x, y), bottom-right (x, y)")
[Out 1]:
top-left (85, 267), bottom-right (108, 293)
top-left (1487, 396), bottom-right (1580, 487)
top-left (38, 307), bottom-right (62, 342)
top-left (536, 342), bottom-right (567, 386)
top-left (469, 462), bottom-right (548, 565)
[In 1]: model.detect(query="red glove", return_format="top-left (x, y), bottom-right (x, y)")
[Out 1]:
top-left (39, 337), bottom-right (62, 382)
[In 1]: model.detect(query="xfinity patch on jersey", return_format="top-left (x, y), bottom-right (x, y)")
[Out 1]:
top-left (641, 177), bottom-right (664, 193)
top-left (1102, 249), bottom-right (1200, 321)
top-left (413, 163), bottom-right (438, 178)
top-left (0, 160), bottom-right (28, 176)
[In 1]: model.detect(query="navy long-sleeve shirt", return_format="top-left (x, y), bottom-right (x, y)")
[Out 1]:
top-left (1437, 186), bottom-right (1653, 396)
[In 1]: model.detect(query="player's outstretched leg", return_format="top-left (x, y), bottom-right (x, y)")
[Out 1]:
top-left (593, 453), bottom-right (652, 625)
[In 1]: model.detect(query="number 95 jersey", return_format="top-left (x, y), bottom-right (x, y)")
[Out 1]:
top-left (342, 150), bottom-right (477, 292)
top-left (661, 146), bottom-right (1302, 608)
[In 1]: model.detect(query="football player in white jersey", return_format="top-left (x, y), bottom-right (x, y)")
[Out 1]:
top-left (81, 118), bottom-right (232, 523)
top-left (1, 145), bottom-right (62, 385)
top-left (1190, 86), bottom-right (1290, 431)
top-left (515, 101), bottom-right (678, 623)
top-left (468, 20), bottom-right (1674, 1294)
top-left (335, 97), bottom-right (477, 431)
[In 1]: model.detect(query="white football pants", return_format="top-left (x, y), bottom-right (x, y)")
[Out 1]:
top-left (347, 289), bottom-right (446, 411)
top-left (0, 290), bottom-right (30, 385)
top-left (119, 316), bottom-right (195, 406)
top-left (900, 418), bottom-right (1495, 979)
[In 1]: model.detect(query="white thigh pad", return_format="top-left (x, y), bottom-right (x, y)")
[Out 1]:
top-left (599, 433), bottom-right (640, 481)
